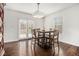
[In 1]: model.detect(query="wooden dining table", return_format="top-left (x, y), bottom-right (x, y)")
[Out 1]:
top-left (37, 30), bottom-right (54, 49)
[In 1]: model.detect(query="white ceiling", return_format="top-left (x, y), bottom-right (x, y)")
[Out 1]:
top-left (5, 3), bottom-right (76, 16)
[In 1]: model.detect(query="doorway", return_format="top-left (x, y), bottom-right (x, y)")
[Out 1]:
top-left (18, 19), bottom-right (34, 40)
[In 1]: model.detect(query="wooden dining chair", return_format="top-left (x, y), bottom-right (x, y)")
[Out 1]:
top-left (47, 31), bottom-right (55, 55)
top-left (31, 29), bottom-right (40, 55)
top-left (47, 30), bottom-right (59, 56)
top-left (53, 30), bottom-right (60, 55)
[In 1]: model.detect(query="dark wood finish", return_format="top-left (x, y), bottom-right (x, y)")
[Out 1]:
top-left (34, 30), bottom-right (59, 55)
top-left (31, 29), bottom-right (40, 55)
top-left (38, 31), bottom-right (54, 48)
top-left (53, 30), bottom-right (60, 55)
top-left (4, 40), bottom-right (79, 56)
top-left (0, 3), bottom-right (5, 56)
top-left (4, 41), bottom-right (19, 56)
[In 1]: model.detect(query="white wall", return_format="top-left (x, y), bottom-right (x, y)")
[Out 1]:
top-left (45, 4), bottom-right (79, 46)
top-left (5, 4), bottom-right (79, 46)
top-left (4, 8), bottom-right (44, 42)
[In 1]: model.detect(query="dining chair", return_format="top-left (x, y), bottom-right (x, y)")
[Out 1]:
top-left (47, 30), bottom-right (59, 56)
top-left (31, 29), bottom-right (40, 55)
top-left (47, 31), bottom-right (55, 55)
top-left (53, 30), bottom-right (60, 55)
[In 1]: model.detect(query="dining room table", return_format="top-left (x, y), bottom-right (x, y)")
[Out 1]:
top-left (37, 30), bottom-right (55, 49)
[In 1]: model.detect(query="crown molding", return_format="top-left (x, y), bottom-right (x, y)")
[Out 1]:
top-left (45, 3), bottom-right (79, 17)
top-left (4, 7), bottom-right (32, 16)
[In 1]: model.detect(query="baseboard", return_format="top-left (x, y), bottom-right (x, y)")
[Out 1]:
top-left (4, 40), bottom-right (18, 44)
top-left (19, 38), bottom-right (32, 41)
top-left (60, 40), bottom-right (79, 47)
top-left (4, 38), bottom-right (32, 44)
top-left (4, 39), bottom-right (79, 47)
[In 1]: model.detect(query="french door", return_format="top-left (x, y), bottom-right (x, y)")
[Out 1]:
top-left (19, 19), bottom-right (34, 40)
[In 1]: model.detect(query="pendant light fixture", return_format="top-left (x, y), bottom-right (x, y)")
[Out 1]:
top-left (33, 3), bottom-right (45, 18)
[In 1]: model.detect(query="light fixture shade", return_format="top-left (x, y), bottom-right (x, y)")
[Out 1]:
top-left (33, 10), bottom-right (45, 18)
top-left (32, 3), bottom-right (45, 18)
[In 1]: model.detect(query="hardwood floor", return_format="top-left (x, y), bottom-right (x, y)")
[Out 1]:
top-left (4, 39), bottom-right (79, 56)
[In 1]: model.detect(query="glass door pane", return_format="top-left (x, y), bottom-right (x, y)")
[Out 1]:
top-left (19, 20), bottom-right (27, 39)
top-left (27, 20), bottom-right (33, 38)
top-left (19, 19), bottom-right (34, 40)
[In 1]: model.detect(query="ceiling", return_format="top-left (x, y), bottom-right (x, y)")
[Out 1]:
top-left (5, 3), bottom-right (76, 16)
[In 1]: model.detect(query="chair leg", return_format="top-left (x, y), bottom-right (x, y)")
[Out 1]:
top-left (33, 43), bottom-right (36, 56)
top-left (31, 40), bottom-right (34, 56)
top-left (53, 44), bottom-right (55, 56)
top-left (33, 39), bottom-right (37, 56)
top-left (58, 43), bottom-right (60, 56)
top-left (31, 39), bottom-right (36, 56)
top-left (51, 43), bottom-right (55, 56)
